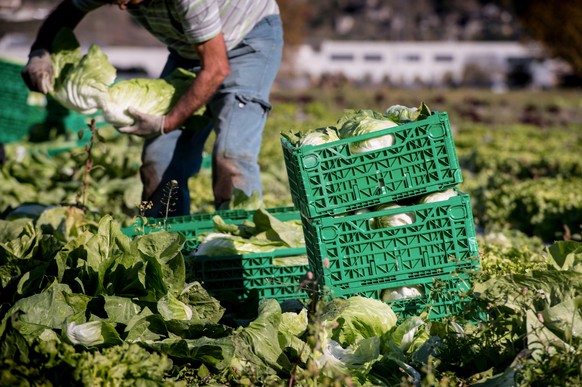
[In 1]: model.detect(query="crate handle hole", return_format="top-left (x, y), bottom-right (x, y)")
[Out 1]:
top-left (428, 125), bottom-right (445, 138)
top-left (448, 205), bottom-right (466, 219)
top-left (321, 226), bottom-right (338, 241)
top-left (302, 154), bottom-right (320, 169)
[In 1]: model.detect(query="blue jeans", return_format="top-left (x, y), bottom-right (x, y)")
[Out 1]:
top-left (140, 15), bottom-right (283, 217)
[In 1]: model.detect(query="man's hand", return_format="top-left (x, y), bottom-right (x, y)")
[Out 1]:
top-left (21, 49), bottom-right (54, 94)
top-left (117, 107), bottom-right (166, 139)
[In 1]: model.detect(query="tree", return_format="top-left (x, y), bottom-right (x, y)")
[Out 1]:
top-left (496, 0), bottom-right (582, 75)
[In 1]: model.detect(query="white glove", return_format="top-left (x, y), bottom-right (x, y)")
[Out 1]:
top-left (117, 107), bottom-right (166, 139)
top-left (21, 49), bottom-right (54, 94)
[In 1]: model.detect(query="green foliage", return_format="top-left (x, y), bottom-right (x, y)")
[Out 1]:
top-left (476, 177), bottom-right (582, 241)
top-left (1, 88), bottom-right (582, 385)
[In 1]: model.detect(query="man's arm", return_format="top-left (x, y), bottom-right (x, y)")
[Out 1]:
top-left (30, 0), bottom-right (87, 53)
top-left (163, 33), bottom-right (231, 133)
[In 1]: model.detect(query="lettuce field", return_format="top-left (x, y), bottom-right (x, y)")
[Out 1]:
top-left (0, 86), bottom-right (581, 386)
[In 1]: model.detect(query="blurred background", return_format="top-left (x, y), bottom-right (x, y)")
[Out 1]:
top-left (1, 0), bottom-right (581, 89)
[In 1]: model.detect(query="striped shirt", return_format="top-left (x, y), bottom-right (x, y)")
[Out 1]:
top-left (72, 0), bottom-right (280, 59)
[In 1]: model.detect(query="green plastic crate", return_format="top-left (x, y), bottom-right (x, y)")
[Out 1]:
top-left (302, 190), bottom-right (480, 299)
top-left (281, 111), bottom-right (463, 219)
top-left (0, 58), bottom-right (106, 144)
top-left (187, 247), bottom-right (311, 303)
top-left (121, 205), bottom-right (300, 253)
top-left (384, 274), bottom-right (480, 321)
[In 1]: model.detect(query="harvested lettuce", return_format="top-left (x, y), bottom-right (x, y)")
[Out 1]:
top-left (381, 285), bottom-right (424, 301)
top-left (49, 28), bottom-right (205, 128)
top-left (101, 68), bottom-right (196, 127)
top-left (322, 296), bottom-right (398, 347)
top-left (419, 188), bottom-right (458, 204)
top-left (385, 102), bottom-right (431, 123)
top-left (371, 204), bottom-right (416, 229)
top-left (298, 126), bottom-right (340, 146)
top-left (157, 293), bottom-right (193, 321)
top-left (194, 232), bottom-right (283, 256)
top-left (50, 29), bottom-right (116, 114)
top-left (195, 208), bottom-right (305, 256)
top-left (337, 109), bottom-right (398, 153)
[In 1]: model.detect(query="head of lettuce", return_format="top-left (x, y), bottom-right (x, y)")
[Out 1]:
top-left (47, 28), bottom-right (205, 133)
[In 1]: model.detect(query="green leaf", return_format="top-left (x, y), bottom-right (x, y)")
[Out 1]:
top-left (234, 299), bottom-right (293, 375)
top-left (0, 218), bottom-right (37, 261)
top-left (103, 295), bottom-right (142, 326)
top-left (323, 296), bottom-right (398, 347)
top-left (540, 296), bottom-right (582, 343)
top-left (253, 208), bottom-right (304, 248)
top-left (64, 320), bottom-right (122, 347)
top-left (0, 282), bottom-right (90, 339)
top-left (178, 281), bottom-right (225, 323)
top-left (547, 241), bottom-right (582, 272)
top-left (124, 309), bottom-right (168, 343)
top-left (157, 293), bottom-right (193, 321)
top-left (135, 230), bottom-right (186, 300)
top-left (144, 336), bottom-right (235, 371)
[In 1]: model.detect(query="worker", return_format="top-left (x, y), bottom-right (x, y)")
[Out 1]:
top-left (21, 0), bottom-right (283, 216)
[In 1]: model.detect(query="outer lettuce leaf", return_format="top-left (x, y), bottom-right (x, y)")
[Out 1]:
top-left (0, 282), bottom-right (90, 340)
top-left (157, 293), bottom-right (193, 321)
top-left (385, 102), bottom-right (431, 123)
top-left (279, 308), bottom-right (308, 337)
top-left (65, 320), bottom-right (122, 347)
top-left (0, 218), bottom-right (37, 261)
top-left (124, 309), bottom-right (167, 343)
top-left (51, 42), bottom-right (116, 114)
top-left (178, 281), bottom-right (225, 323)
top-left (253, 208), bottom-right (305, 248)
top-left (101, 68), bottom-right (197, 127)
top-left (144, 336), bottom-right (235, 371)
top-left (35, 206), bottom-right (88, 242)
top-left (194, 232), bottom-right (285, 256)
top-left (50, 28), bottom-right (83, 87)
top-left (298, 126), bottom-right (340, 147)
top-left (539, 296), bottom-right (582, 345)
top-left (233, 299), bottom-right (293, 375)
top-left (386, 316), bottom-right (426, 352)
top-left (133, 230), bottom-right (186, 301)
top-left (323, 296), bottom-right (398, 347)
top-left (103, 295), bottom-right (142, 326)
top-left (317, 336), bottom-right (381, 379)
top-left (339, 116), bottom-right (397, 154)
top-left (547, 240), bottom-right (582, 272)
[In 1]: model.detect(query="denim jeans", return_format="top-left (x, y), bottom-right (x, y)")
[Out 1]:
top-left (140, 15), bottom-right (283, 217)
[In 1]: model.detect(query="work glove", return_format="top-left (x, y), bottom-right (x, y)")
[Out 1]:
top-left (117, 107), bottom-right (166, 139)
top-left (21, 49), bottom-right (54, 94)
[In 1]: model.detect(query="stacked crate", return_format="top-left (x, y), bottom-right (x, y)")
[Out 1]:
top-left (281, 111), bottom-right (481, 320)
top-left (121, 206), bottom-right (311, 304)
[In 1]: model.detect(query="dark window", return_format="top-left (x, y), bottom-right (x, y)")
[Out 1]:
top-left (435, 55), bottom-right (453, 62)
top-left (330, 54), bottom-right (354, 61)
top-left (364, 53), bottom-right (383, 62)
top-left (404, 54), bottom-right (421, 62)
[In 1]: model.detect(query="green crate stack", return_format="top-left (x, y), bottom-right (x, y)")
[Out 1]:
top-left (281, 112), bottom-right (463, 219)
top-left (0, 58), bottom-right (107, 149)
top-left (281, 111), bottom-right (482, 320)
top-left (121, 206), bottom-right (312, 303)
